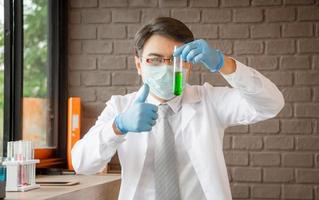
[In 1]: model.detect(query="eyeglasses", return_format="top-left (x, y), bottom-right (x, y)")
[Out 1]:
top-left (140, 57), bottom-right (174, 66)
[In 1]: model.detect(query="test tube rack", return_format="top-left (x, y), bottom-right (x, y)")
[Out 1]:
top-left (4, 140), bottom-right (40, 192)
top-left (3, 159), bottom-right (40, 192)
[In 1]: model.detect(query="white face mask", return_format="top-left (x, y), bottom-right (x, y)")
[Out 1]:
top-left (141, 64), bottom-right (187, 100)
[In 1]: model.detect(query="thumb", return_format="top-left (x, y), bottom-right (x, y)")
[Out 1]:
top-left (135, 83), bottom-right (150, 103)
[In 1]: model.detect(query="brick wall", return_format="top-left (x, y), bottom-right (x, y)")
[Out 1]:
top-left (68, 0), bottom-right (319, 199)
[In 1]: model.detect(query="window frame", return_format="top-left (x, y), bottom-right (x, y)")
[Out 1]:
top-left (3, 0), bottom-right (68, 169)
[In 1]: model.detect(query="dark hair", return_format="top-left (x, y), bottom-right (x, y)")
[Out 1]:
top-left (134, 17), bottom-right (194, 56)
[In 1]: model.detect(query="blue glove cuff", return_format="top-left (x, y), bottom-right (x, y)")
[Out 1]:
top-left (212, 50), bottom-right (224, 72)
top-left (114, 115), bottom-right (127, 134)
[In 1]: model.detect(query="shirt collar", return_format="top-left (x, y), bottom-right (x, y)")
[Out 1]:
top-left (146, 93), bottom-right (182, 114)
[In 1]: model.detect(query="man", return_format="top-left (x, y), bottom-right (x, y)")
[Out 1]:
top-left (72, 17), bottom-right (284, 200)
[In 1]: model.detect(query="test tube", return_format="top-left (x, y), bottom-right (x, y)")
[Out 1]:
top-left (173, 46), bottom-right (183, 96)
top-left (7, 141), bottom-right (13, 161)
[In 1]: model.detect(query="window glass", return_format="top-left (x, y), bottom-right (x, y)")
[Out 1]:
top-left (22, 0), bottom-right (52, 148)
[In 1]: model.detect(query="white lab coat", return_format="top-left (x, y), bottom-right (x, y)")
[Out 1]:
top-left (71, 60), bottom-right (285, 200)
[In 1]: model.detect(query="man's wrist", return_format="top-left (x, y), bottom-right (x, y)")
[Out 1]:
top-left (219, 55), bottom-right (236, 75)
top-left (112, 120), bottom-right (124, 135)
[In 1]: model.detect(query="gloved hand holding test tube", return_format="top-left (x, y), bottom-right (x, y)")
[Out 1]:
top-left (172, 40), bottom-right (225, 96)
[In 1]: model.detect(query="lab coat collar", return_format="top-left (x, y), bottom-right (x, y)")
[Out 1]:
top-left (182, 83), bottom-right (201, 104)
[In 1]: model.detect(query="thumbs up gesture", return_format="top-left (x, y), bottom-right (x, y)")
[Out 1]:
top-left (114, 84), bottom-right (158, 134)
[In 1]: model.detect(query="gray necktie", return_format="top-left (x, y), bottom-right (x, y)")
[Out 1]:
top-left (154, 104), bottom-right (181, 200)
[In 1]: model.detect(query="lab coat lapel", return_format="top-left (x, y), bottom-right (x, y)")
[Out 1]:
top-left (181, 84), bottom-right (201, 149)
top-left (181, 85), bottom-right (215, 199)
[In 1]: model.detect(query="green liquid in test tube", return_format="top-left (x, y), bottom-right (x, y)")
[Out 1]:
top-left (173, 46), bottom-right (183, 96)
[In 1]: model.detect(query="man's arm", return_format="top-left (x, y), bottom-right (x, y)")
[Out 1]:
top-left (71, 96), bottom-right (125, 175)
top-left (206, 58), bottom-right (285, 127)
top-left (174, 39), bottom-right (285, 127)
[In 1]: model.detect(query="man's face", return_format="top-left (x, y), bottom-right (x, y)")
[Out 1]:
top-left (135, 34), bottom-right (191, 101)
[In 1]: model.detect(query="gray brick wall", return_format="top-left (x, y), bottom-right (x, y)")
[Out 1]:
top-left (68, 0), bottom-right (319, 199)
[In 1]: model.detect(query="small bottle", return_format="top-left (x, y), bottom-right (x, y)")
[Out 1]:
top-left (173, 46), bottom-right (183, 96)
top-left (0, 157), bottom-right (6, 182)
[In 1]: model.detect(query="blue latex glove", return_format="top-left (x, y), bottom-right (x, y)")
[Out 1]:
top-left (114, 84), bottom-right (158, 134)
top-left (173, 39), bottom-right (224, 72)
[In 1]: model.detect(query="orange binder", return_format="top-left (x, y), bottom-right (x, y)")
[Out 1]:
top-left (67, 97), bottom-right (81, 171)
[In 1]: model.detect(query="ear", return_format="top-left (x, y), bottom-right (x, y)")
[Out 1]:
top-left (135, 56), bottom-right (142, 75)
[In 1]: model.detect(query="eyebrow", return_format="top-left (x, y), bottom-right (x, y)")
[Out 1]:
top-left (147, 53), bottom-right (165, 57)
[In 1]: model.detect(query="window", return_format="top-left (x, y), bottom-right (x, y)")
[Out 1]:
top-left (3, 0), bottom-right (67, 168)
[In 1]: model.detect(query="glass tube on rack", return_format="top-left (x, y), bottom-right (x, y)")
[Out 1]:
top-left (173, 46), bottom-right (183, 96)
